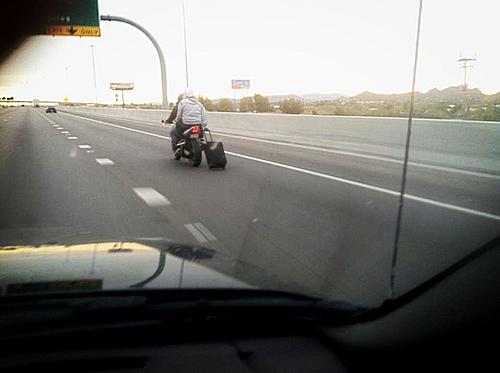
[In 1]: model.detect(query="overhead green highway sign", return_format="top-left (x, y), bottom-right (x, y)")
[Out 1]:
top-left (45, 0), bottom-right (100, 37)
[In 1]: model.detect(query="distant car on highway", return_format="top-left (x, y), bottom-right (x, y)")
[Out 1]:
top-left (46, 106), bottom-right (57, 113)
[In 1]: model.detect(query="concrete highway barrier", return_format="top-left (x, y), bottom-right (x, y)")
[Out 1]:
top-left (60, 106), bottom-right (499, 174)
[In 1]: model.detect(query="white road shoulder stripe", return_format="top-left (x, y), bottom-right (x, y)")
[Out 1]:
top-left (60, 111), bottom-right (500, 222)
top-left (62, 110), bottom-right (498, 180)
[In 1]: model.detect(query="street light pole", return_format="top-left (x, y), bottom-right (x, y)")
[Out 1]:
top-left (182, 0), bottom-right (190, 88)
top-left (90, 44), bottom-right (98, 104)
top-left (100, 15), bottom-right (169, 109)
top-left (64, 66), bottom-right (69, 103)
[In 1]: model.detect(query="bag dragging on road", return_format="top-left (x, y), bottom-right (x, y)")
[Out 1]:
top-left (204, 129), bottom-right (227, 169)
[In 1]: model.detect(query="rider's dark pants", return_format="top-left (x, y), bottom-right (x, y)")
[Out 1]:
top-left (170, 120), bottom-right (190, 151)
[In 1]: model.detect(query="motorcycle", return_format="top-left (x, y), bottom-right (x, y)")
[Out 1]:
top-left (172, 123), bottom-right (206, 167)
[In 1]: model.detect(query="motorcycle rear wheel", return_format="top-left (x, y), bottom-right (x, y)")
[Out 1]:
top-left (190, 140), bottom-right (202, 167)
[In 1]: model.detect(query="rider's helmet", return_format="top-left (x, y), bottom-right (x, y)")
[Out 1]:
top-left (182, 89), bottom-right (195, 99)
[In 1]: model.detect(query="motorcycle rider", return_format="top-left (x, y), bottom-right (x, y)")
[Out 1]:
top-left (170, 90), bottom-right (208, 156)
top-left (165, 94), bottom-right (183, 125)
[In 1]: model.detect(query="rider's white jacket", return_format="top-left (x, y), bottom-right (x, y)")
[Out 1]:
top-left (176, 97), bottom-right (208, 127)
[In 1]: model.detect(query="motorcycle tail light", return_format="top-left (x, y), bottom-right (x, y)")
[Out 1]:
top-left (192, 126), bottom-right (200, 134)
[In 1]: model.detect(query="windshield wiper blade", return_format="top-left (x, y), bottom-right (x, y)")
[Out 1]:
top-left (0, 289), bottom-right (367, 332)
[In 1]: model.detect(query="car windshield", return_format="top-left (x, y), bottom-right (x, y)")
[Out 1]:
top-left (0, 0), bottom-right (498, 308)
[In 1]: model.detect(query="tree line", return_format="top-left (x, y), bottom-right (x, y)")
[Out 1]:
top-left (305, 100), bottom-right (500, 121)
top-left (197, 94), bottom-right (305, 114)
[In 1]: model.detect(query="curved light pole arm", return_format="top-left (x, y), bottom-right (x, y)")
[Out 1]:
top-left (100, 15), bottom-right (168, 108)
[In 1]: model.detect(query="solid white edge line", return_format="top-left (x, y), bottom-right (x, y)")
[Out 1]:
top-left (194, 222), bottom-right (217, 241)
top-left (78, 111), bottom-right (164, 126)
top-left (184, 224), bottom-right (208, 243)
top-left (60, 111), bottom-right (500, 222)
top-left (33, 109), bottom-right (56, 125)
top-left (63, 110), bottom-right (499, 180)
top-left (213, 132), bottom-right (500, 180)
top-left (226, 150), bottom-right (401, 197)
top-left (404, 195), bottom-right (500, 221)
top-left (62, 111), bottom-right (169, 139)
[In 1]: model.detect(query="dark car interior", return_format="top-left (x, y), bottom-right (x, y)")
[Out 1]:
top-left (0, 2), bottom-right (498, 372)
top-left (0, 236), bottom-right (498, 372)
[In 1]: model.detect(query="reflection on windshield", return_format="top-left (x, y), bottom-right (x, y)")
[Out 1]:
top-left (0, 0), bottom-right (498, 308)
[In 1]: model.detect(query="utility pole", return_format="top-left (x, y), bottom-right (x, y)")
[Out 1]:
top-left (458, 56), bottom-right (476, 91)
top-left (90, 45), bottom-right (98, 104)
top-left (457, 56), bottom-right (476, 118)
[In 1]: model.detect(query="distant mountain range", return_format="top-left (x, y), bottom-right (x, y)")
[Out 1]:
top-left (215, 86), bottom-right (499, 105)
top-left (266, 93), bottom-right (345, 103)
top-left (350, 86), bottom-right (500, 103)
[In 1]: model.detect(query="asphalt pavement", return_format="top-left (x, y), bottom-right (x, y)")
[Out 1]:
top-left (0, 106), bottom-right (498, 306)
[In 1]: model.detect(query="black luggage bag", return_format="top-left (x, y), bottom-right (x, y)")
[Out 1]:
top-left (204, 129), bottom-right (227, 169)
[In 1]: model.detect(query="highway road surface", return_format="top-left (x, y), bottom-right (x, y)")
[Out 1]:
top-left (0, 106), bottom-right (498, 306)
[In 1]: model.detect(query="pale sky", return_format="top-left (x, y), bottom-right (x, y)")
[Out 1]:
top-left (1, 0), bottom-right (499, 104)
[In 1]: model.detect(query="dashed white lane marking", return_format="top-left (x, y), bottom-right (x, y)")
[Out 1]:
top-left (95, 158), bottom-right (114, 165)
top-left (61, 131), bottom-right (70, 134)
top-left (86, 150), bottom-right (95, 153)
top-left (52, 124), bottom-right (59, 127)
top-left (133, 187), bottom-right (171, 207)
top-left (56, 127), bottom-right (64, 130)
top-left (184, 224), bottom-right (208, 243)
top-left (60, 111), bottom-right (500, 222)
top-left (68, 136), bottom-right (78, 140)
top-left (193, 222), bottom-right (217, 241)
top-left (78, 144), bottom-right (92, 149)
top-left (3, 119), bottom-right (7, 122)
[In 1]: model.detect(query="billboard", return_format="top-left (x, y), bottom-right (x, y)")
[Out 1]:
top-left (110, 82), bottom-right (134, 90)
top-left (231, 79), bottom-right (250, 89)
